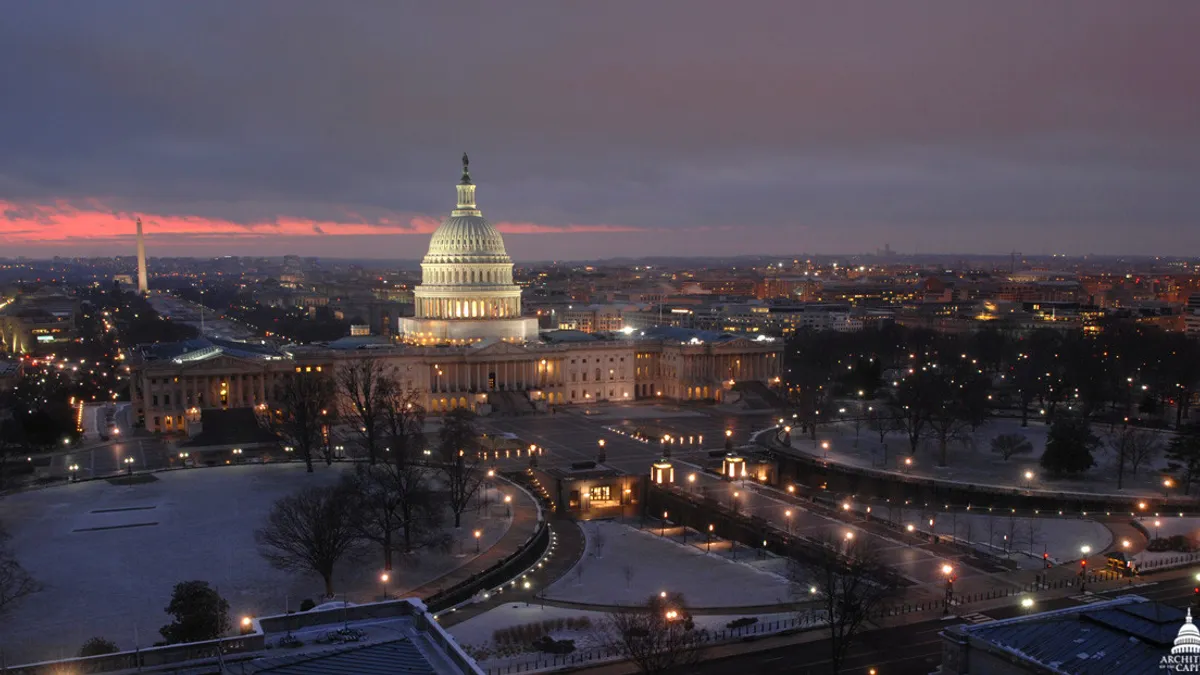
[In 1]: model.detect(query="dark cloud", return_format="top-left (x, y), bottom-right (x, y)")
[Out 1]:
top-left (1, 1), bottom-right (1199, 258)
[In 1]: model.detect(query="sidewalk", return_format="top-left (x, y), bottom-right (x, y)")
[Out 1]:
top-left (405, 483), bottom-right (540, 601)
top-left (438, 518), bottom-right (586, 627)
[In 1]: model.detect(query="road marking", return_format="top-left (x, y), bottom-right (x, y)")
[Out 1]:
top-left (960, 612), bottom-right (993, 624)
top-left (1069, 593), bottom-right (1105, 604)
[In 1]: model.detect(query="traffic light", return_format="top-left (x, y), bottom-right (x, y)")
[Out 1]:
top-left (1043, 552), bottom-right (1050, 568)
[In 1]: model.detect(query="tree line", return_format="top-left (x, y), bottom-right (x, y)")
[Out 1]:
top-left (784, 324), bottom-right (1200, 484)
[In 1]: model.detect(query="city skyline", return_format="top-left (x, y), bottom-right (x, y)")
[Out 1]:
top-left (2, 2), bottom-right (1199, 259)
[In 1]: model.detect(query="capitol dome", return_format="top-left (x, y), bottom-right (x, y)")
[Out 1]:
top-left (1173, 608), bottom-right (1200, 654)
top-left (426, 215), bottom-right (508, 260)
top-left (398, 154), bottom-right (538, 343)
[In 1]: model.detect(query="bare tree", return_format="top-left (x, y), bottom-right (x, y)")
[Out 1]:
top-left (267, 371), bottom-right (336, 473)
top-left (1126, 428), bottom-right (1163, 476)
top-left (991, 433), bottom-right (1034, 462)
top-left (1026, 518), bottom-right (1043, 556)
top-left (338, 358), bottom-right (390, 466)
top-left (605, 592), bottom-right (706, 673)
top-left (791, 534), bottom-right (900, 675)
top-left (381, 386), bottom-right (427, 465)
top-left (1004, 515), bottom-right (1020, 554)
top-left (348, 461), bottom-right (445, 571)
top-left (255, 483), bottom-right (361, 597)
top-left (0, 526), bottom-right (39, 615)
top-left (438, 409), bottom-right (484, 528)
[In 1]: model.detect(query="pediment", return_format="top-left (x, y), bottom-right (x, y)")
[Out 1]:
top-left (174, 353), bottom-right (277, 372)
top-left (467, 340), bottom-right (530, 357)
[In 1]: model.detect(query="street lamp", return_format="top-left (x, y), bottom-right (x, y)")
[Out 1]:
top-left (68, 463), bottom-right (79, 482)
top-left (232, 448), bottom-right (243, 463)
top-left (1021, 597), bottom-right (1034, 610)
top-left (123, 456), bottom-right (134, 477)
top-left (707, 524), bottom-right (714, 552)
top-left (474, 529), bottom-right (482, 553)
top-left (942, 564), bottom-right (955, 615)
top-left (1023, 470), bottom-right (1034, 482)
top-left (904, 456), bottom-right (913, 473)
top-left (784, 509), bottom-right (793, 534)
top-left (725, 429), bottom-right (733, 451)
top-left (1164, 478), bottom-right (1174, 498)
top-left (380, 572), bottom-right (390, 600)
top-left (504, 494), bottom-right (512, 516)
top-left (662, 511), bottom-right (669, 536)
top-left (1154, 520), bottom-right (1161, 539)
top-left (821, 441), bottom-right (830, 459)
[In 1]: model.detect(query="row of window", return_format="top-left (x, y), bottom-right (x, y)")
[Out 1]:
top-left (569, 356), bottom-right (625, 364)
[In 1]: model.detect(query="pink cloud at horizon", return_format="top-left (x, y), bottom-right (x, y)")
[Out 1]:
top-left (0, 199), bottom-right (645, 246)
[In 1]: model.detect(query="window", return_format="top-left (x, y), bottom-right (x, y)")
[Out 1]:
top-left (582, 372), bottom-right (588, 381)
top-left (152, 395), bottom-right (158, 406)
top-left (589, 485), bottom-right (612, 502)
top-left (609, 389), bottom-right (614, 397)
top-left (570, 390), bottom-right (576, 399)
top-left (164, 394), bottom-right (170, 406)
top-left (571, 372), bottom-right (577, 382)
top-left (153, 416), bottom-right (160, 427)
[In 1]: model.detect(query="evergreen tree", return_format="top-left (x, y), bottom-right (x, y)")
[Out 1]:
top-left (1165, 431), bottom-right (1200, 496)
top-left (1040, 416), bottom-right (1098, 477)
top-left (159, 581), bottom-right (230, 644)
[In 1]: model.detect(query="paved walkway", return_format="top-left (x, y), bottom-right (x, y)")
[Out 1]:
top-left (405, 481), bottom-right (541, 601)
top-left (438, 517), bottom-right (586, 627)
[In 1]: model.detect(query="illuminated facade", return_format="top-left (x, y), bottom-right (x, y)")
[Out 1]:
top-left (398, 155), bottom-right (539, 343)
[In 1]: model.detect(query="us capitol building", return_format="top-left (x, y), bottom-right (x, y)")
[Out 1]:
top-left (131, 156), bottom-right (782, 433)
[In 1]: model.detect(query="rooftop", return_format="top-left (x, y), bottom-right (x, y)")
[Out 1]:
top-left (945, 595), bottom-right (1177, 675)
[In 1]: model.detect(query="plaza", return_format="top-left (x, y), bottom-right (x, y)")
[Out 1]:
top-left (0, 464), bottom-right (515, 665)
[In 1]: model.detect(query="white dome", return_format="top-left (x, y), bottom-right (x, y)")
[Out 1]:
top-left (427, 215), bottom-right (508, 258)
top-left (409, 154), bottom-right (526, 329)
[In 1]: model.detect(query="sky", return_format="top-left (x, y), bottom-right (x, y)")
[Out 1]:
top-left (1, 2), bottom-right (1199, 261)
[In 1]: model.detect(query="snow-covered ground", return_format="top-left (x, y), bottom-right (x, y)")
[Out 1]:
top-left (449, 601), bottom-right (805, 667)
top-left (793, 416), bottom-right (1178, 497)
top-left (1132, 517), bottom-right (1200, 566)
top-left (541, 520), bottom-right (796, 608)
top-left (0, 464), bottom-right (512, 665)
top-left (917, 511), bottom-right (1112, 567)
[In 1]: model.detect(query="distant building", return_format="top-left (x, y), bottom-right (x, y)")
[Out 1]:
top-left (0, 287), bottom-right (80, 354)
top-left (1187, 293), bottom-right (1200, 337)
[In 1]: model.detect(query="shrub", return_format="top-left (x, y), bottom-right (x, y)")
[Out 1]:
top-left (78, 637), bottom-right (119, 657)
top-left (299, 598), bottom-right (316, 612)
top-left (532, 636), bottom-right (576, 654)
top-left (726, 617), bottom-right (758, 629)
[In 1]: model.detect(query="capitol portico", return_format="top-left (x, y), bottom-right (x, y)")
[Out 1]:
top-left (130, 156), bottom-right (783, 432)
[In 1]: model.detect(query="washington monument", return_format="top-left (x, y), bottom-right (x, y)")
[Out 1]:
top-left (136, 217), bottom-right (148, 294)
